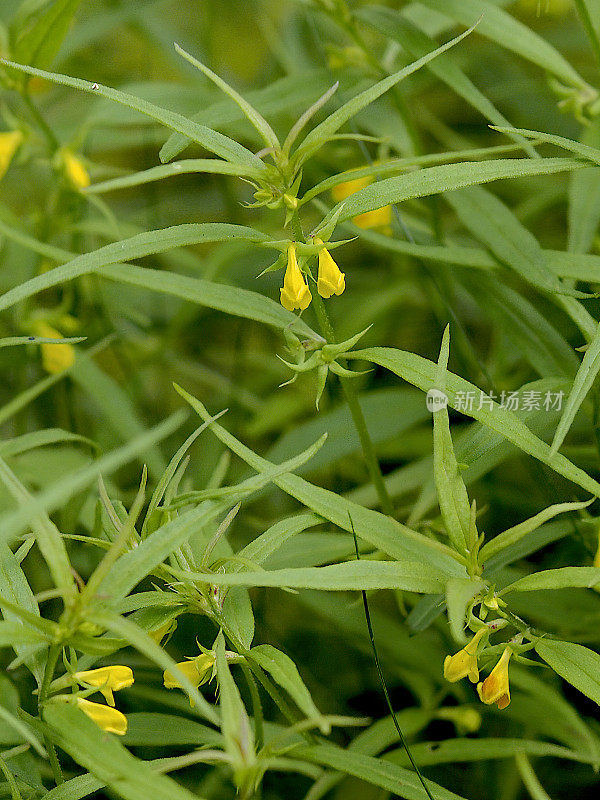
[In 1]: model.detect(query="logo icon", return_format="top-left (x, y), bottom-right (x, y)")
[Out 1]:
top-left (426, 388), bottom-right (448, 413)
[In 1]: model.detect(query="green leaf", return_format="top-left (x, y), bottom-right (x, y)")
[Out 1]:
top-left (215, 630), bottom-right (254, 771)
top-left (550, 322), bottom-right (600, 455)
top-left (318, 158), bottom-right (585, 230)
top-left (295, 22), bottom-right (476, 162)
top-left (0, 457), bottom-right (74, 599)
top-left (12, 0), bottom-right (82, 73)
top-left (432, 326), bottom-right (471, 553)
top-left (568, 121), bottom-right (600, 254)
top-left (248, 644), bottom-right (324, 727)
top-left (174, 43), bottom-right (279, 150)
top-left (42, 703), bottom-right (208, 800)
top-left (535, 640), bottom-right (600, 706)
top-left (358, 6), bottom-right (536, 157)
top-left (175, 385), bottom-right (465, 575)
top-left (503, 567), bottom-right (600, 594)
top-left (0, 542), bottom-right (44, 684)
top-left (347, 347), bottom-right (600, 497)
top-left (445, 577), bottom-right (485, 643)
top-left (480, 500), bottom-right (592, 563)
top-left (0, 58), bottom-right (263, 168)
top-left (296, 743), bottom-right (469, 800)
top-left (418, 0), bottom-right (589, 88)
top-left (179, 560), bottom-right (448, 593)
top-left (86, 159), bottom-right (261, 194)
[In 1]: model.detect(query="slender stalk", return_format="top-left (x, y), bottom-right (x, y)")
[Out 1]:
top-left (311, 290), bottom-right (395, 516)
top-left (241, 664), bottom-right (264, 751)
top-left (349, 517), bottom-right (435, 800)
top-left (574, 0), bottom-right (600, 70)
top-left (38, 644), bottom-right (64, 785)
top-left (21, 91), bottom-right (59, 152)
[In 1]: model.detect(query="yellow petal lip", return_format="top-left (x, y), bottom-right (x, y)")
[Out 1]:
top-left (163, 654), bottom-right (214, 690)
top-left (477, 647), bottom-right (512, 710)
top-left (0, 131), bottom-right (23, 180)
top-left (32, 321), bottom-right (76, 374)
top-left (76, 697), bottom-right (128, 735)
top-left (63, 150), bottom-right (91, 189)
top-left (314, 239), bottom-right (345, 299)
top-left (443, 628), bottom-right (487, 684)
top-left (74, 666), bottom-right (134, 707)
top-left (280, 243), bottom-right (312, 311)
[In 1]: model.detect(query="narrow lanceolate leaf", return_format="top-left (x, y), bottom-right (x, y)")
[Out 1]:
top-left (503, 567), bottom-right (600, 594)
top-left (347, 347), bottom-right (600, 498)
top-left (0, 223), bottom-right (269, 312)
top-left (0, 58), bottom-right (264, 169)
top-left (43, 703), bottom-right (209, 800)
top-left (175, 385), bottom-right (465, 576)
top-left (418, 0), bottom-right (589, 89)
top-left (0, 457), bottom-right (74, 599)
top-left (215, 631), bottom-right (254, 771)
top-left (179, 560), bottom-right (448, 593)
top-left (0, 542), bottom-right (45, 684)
top-left (432, 326), bottom-right (471, 553)
top-left (551, 322), bottom-right (600, 456)
top-left (0, 412), bottom-right (186, 548)
top-left (480, 500), bottom-right (592, 563)
top-left (569, 121), bottom-right (600, 254)
top-left (318, 159), bottom-right (585, 229)
top-left (295, 22), bottom-right (476, 160)
top-left (174, 44), bottom-right (280, 150)
top-left (249, 645), bottom-right (324, 726)
top-left (86, 159), bottom-right (261, 194)
top-left (12, 0), bottom-right (83, 73)
top-left (358, 6), bottom-right (536, 157)
top-left (535, 640), bottom-right (600, 707)
top-left (446, 577), bottom-right (485, 644)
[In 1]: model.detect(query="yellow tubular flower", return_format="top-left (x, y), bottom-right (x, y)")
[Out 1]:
top-left (74, 666), bottom-right (134, 707)
top-left (63, 150), bottom-right (90, 189)
top-left (331, 174), bottom-right (392, 230)
top-left (314, 238), bottom-right (345, 299)
top-left (76, 697), bottom-right (128, 735)
top-left (33, 321), bottom-right (75, 374)
top-left (280, 243), bottom-right (312, 311)
top-left (163, 653), bottom-right (214, 690)
top-left (477, 647), bottom-right (513, 710)
top-left (0, 131), bottom-right (23, 180)
top-left (443, 627), bottom-right (487, 684)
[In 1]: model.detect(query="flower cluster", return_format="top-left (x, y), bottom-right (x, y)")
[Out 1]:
top-left (444, 629), bottom-right (513, 710)
top-left (280, 240), bottom-right (345, 312)
top-left (72, 665), bottom-right (134, 735)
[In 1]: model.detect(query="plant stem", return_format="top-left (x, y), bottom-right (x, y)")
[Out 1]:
top-left (21, 91), bottom-right (59, 152)
top-left (574, 0), bottom-right (600, 70)
top-left (311, 290), bottom-right (395, 516)
top-left (38, 644), bottom-right (64, 785)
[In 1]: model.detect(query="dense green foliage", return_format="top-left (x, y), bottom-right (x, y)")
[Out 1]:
top-left (1, 1), bottom-right (600, 798)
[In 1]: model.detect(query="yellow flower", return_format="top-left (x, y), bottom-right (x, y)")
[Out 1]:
top-left (0, 131), bottom-right (23, 180)
top-left (32, 321), bottom-right (76, 374)
top-left (331, 174), bottom-right (392, 230)
top-left (163, 653), bottom-right (214, 691)
top-left (76, 697), bottom-right (128, 735)
top-left (62, 150), bottom-right (90, 189)
top-left (443, 628), bottom-right (487, 684)
top-left (149, 618), bottom-right (177, 644)
top-left (74, 666), bottom-right (134, 707)
top-left (280, 243), bottom-right (312, 312)
top-left (314, 238), bottom-right (345, 299)
top-left (477, 647), bottom-right (512, 710)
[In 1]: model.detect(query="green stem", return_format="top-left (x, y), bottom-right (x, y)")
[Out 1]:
top-left (241, 664), bottom-right (264, 751)
top-left (38, 644), bottom-right (64, 785)
top-left (574, 0), bottom-right (600, 71)
top-left (311, 291), bottom-right (395, 516)
top-left (21, 91), bottom-right (59, 152)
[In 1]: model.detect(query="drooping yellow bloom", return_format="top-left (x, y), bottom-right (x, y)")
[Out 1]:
top-left (163, 653), bottom-right (214, 691)
top-left (74, 666), bottom-right (134, 706)
top-left (0, 131), bottom-right (23, 181)
top-left (32, 321), bottom-right (75, 374)
top-left (280, 243), bottom-right (312, 312)
top-left (62, 150), bottom-right (90, 189)
top-left (314, 238), bottom-right (345, 299)
top-left (149, 618), bottom-right (177, 644)
top-left (76, 697), bottom-right (128, 735)
top-left (477, 647), bottom-right (512, 710)
top-left (331, 174), bottom-right (392, 230)
top-left (443, 627), bottom-right (487, 684)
